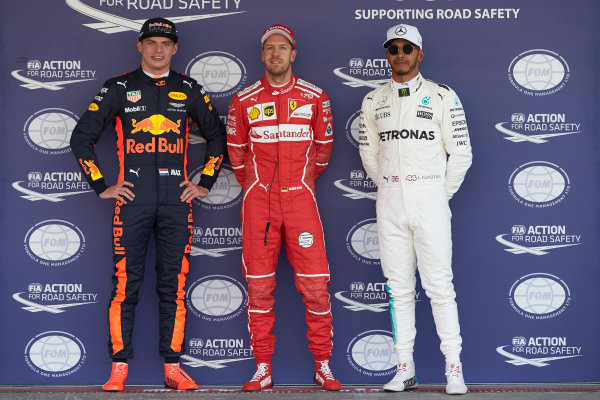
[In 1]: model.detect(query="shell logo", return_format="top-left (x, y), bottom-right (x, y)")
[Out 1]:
top-left (248, 107), bottom-right (260, 120)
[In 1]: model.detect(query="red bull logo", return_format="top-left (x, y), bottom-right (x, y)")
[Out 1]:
top-left (159, 118), bottom-right (181, 133)
top-left (126, 137), bottom-right (185, 154)
top-left (201, 155), bottom-right (224, 176)
top-left (79, 159), bottom-right (103, 181)
top-left (131, 114), bottom-right (181, 135)
top-left (113, 200), bottom-right (125, 255)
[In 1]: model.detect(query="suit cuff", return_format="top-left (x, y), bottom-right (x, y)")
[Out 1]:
top-left (90, 179), bottom-right (109, 196)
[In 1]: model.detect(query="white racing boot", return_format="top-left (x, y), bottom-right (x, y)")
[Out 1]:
top-left (383, 360), bottom-right (418, 392)
top-left (445, 362), bottom-right (467, 395)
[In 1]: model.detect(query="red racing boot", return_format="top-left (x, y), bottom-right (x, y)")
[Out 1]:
top-left (242, 362), bottom-right (273, 391)
top-left (314, 360), bottom-right (342, 390)
top-left (164, 363), bottom-right (198, 390)
top-left (102, 362), bottom-right (128, 391)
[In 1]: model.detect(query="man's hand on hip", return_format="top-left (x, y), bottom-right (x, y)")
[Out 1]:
top-left (100, 181), bottom-right (135, 203)
top-left (179, 181), bottom-right (209, 202)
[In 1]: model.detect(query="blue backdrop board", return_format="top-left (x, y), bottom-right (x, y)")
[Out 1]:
top-left (1, 0), bottom-right (598, 385)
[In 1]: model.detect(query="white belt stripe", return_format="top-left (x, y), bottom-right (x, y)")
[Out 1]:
top-left (308, 308), bottom-right (331, 315)
top-left (246, 272), bottom-right (276, 279)
top-left (296, 273), bottom-right (330, 277)
top-left (228, 142), bottom-right (247, 148)
top-left (249, 308), bottom-right (273, 313)
top-left (314, 139), bottom-right (333, 144)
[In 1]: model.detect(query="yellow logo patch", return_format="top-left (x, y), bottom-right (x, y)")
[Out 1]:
top-left (131, 115), bottom-right (181, 135)
top-left (248, 107), bottom-right (260, 120)
top-left (84, 160), bottom-right (103, 181)
top-left (263, 104), bottom-right (275, 117)
top-left (168, 92), bottom-right (187, 101)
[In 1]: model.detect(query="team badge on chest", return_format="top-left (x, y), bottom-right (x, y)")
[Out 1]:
top-left (288, 99), bottom-right (313, 119)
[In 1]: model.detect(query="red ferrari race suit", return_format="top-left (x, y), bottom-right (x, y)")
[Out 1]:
top-left (227, 75), bottom-right (334, 362)
top-left (70, 68), bottom-right (226, 360)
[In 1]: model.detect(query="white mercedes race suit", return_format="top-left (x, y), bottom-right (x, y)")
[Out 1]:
top-left (358, 73), bottom-right (472, 362)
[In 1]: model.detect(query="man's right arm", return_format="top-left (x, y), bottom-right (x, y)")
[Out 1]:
top-left (226, 95), bottom-right (249, 187)
top-left (358, 94), bottom-right (380, 185)
top-left (70, 80), bottom-right (121, 196)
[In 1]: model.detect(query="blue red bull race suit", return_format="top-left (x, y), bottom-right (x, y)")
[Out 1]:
top-left (70, 68), bottom-right (226, 360)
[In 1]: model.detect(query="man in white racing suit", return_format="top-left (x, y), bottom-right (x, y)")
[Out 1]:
top-left (358, 24), bottom-right (472, 395)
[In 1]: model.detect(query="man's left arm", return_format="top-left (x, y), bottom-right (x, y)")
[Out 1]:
top-left (440, 87), bottom-right (472, 200)
top-left (312, 93), bottom-right (334, 178)
top-left (187, 83), bottom-right (226, 191)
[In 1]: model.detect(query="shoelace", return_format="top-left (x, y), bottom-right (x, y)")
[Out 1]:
top-left (250, 363), bottom-right (270, 381)
top-left (445, 364), bottom-right (462, 378)
top-left (388, 363), bottom-right (409, 382)
top-left (166, 364), bottom-right (193, 381)
top-left (318, 361), bottom-right (335, 380)
top-left (112, 364), bottom-right (127, 375)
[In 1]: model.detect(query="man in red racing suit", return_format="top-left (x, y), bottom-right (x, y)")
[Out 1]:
top-left (226, 24), bottom-right (340, 391)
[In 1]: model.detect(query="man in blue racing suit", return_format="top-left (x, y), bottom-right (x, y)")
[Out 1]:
top-left (70, 17), bottom-right (226, 391)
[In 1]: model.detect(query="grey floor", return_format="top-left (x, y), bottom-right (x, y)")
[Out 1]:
top-left (0, 384), bottom-right (599, 400)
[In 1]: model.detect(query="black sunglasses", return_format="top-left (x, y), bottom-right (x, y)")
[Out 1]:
top-left (387, 44), bottom-right (417, 56)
